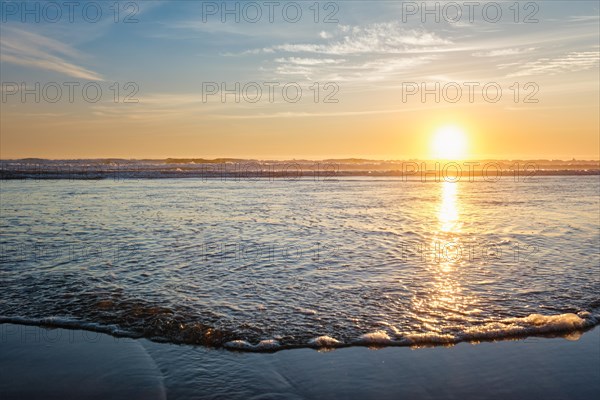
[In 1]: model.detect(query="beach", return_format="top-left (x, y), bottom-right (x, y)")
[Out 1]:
top-left (2, 0), bottom-right (599, 398)
top-left (1, 323), bottom-right (598, 399)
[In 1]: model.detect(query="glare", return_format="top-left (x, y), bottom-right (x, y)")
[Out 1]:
top-left (432, 126), bottom-right (467, 160)
top-left (438, 181), bottom-right (459, 233)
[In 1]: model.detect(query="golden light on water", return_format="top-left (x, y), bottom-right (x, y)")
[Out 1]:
top-left (434, 181), bottom-right (463, 274)
top-left (410, 179), bottom-right (478, 328)
top-left (438, 181), bottom-right (460, 234)
top-left (431, 126), bottom-right (468, 160)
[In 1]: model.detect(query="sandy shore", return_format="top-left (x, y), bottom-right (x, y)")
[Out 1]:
top-left (1, 323), bottom-right (598, 399)
top-left (0, 323), bottom-right (166, 400)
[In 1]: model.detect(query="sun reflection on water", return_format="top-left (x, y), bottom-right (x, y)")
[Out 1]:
top-left (438, 181), bottom-right (460, 234)
top-left (435, 181), bottom-right (463, 273)
top-left (409, 180), bottom-right (481, 336)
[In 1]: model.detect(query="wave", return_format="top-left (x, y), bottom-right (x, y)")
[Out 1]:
top-left (1, 311), bottom-right (598, 352)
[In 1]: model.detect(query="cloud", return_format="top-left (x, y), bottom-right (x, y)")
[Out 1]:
top-left (473, 48), bottom-right (536, 57)
top-left (247, 22), bottom-right (449, 82)
top-left (269, 54), bottom-right (437, 83)
top-left (274, 57), bottom-right (346, 66)
top-left (246, 22), bottom-right (451, 56)
top-left (568, 15), bottom-right (600, 23)
top-left (500, 51), bottom-right (600, 77)
top-left (0, 26), bottom-right (103, 81)
top-left (212, 103), bottom-right (452, 120)
top-left (273, 23), bottom-right (450, 55)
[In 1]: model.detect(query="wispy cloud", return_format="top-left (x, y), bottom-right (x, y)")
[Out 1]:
top-left (270, 54), bottom-right (436, 83)
top-left (0, 26), bottom-right (103, 81)
top-left (264, 22), bottom-right (451, 56)
top-left (248, 22), bottom-right (451, 83)
top-left (473, 47), bottom-right (536, 57)
top-left (500, 51), bottom-right (600, 77)
top-left (568, 15), bottom-right (600, 23)
top-left (274, 57), bottom-right (346, 66)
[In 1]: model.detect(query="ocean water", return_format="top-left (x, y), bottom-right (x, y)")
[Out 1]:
top-left (0, 176), bottom-right (599, 350)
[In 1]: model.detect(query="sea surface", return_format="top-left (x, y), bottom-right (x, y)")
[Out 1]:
top-left (1, 175), bottom-right (599, 350)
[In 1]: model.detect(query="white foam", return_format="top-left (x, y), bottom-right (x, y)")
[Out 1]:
top-left (224, 340), bottom-right (254, 350)
top-left (354, 330), bottom-right (392, 345)
top-left (255, 339), bottom-right (281, 350)
top-left (224, 339), bottom-right (281, 351)
top-left (308, 336), bottom-right (341, 347)
top-left (514, 313), bottom-right (586, 328)
top-left (405, 332), bottom-right (455, 345)
top-left (353, 312), bottom-right (597, 348)
top-left (458, 313), bottom-right (593, 342)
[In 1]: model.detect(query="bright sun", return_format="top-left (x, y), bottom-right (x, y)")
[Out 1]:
top-left (431, 126), bottom-right (468, 160)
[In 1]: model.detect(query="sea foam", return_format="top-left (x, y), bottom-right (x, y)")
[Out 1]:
top-left (308, 336), bottom-right (341, 347)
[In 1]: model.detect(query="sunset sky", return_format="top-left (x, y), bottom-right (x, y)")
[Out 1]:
top-left (1, 1), bottom-right (599, 160)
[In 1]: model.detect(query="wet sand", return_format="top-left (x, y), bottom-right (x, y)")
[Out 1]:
top-left (0, 324), bottom-right (166, 400)
top-left (1, 323), bottom-right (598, 399)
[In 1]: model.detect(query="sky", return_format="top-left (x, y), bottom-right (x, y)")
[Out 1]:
top-left (0, 0), bottom-right (599, 160)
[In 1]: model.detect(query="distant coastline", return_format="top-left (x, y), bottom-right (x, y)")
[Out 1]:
top-left (1, 158), bottom-right (598, 179)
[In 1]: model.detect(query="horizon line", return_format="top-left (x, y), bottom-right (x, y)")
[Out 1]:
top-left (1, 158), bottom-right (599, 163)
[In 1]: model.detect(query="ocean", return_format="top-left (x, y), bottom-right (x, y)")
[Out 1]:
top-left (1, 174), bottom-right (599, 351)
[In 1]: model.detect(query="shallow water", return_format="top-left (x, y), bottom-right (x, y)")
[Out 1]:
top-left (0, 176), bottom-right (599, 349)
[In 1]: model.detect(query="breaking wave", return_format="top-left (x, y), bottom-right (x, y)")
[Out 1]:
top-left (1, 311), bottom-right (597, 352)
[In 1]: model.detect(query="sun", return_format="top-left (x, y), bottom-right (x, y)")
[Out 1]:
top-left (431, 126), bottom-right (468, 160)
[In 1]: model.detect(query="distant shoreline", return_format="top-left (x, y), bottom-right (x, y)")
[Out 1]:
top-left (1, 158), bottom-right (599, 163)
top-left (1, 158), bottom-right (598, 179)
